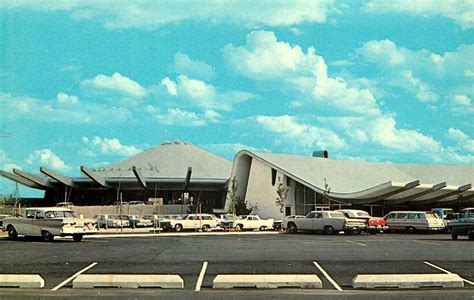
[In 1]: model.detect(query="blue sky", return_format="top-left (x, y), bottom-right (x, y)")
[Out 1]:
top-left (1, 0), bottom-right (473, 197)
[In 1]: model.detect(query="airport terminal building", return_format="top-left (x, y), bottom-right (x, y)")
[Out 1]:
top-left (1, 141), bottom-right (473, 218)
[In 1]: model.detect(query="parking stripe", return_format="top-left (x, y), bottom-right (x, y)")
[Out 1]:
top-left (424, 261), bottom-right (474, 285)
top-left (346, 240), bottom-right (367, 247)
top-left (51, 262), bottom-right (97, 291)
top-left (313, 261), bottom-right (343, 291)
top-left (195, 261), bottom-right (208, 291)
top-left (413, 240), bottom-right (441, 246)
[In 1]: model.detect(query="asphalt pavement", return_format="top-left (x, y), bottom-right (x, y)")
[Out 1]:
top-left (0, 232), bottom-right (473, 299)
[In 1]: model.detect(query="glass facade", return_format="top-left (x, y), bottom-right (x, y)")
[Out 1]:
top-left (294, 181), bottom-right (325, 215)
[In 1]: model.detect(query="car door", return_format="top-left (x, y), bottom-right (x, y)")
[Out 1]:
top-left (298, 212), bottom-right (315, 230)
top-left (312, 212), bottom-right (324, 231)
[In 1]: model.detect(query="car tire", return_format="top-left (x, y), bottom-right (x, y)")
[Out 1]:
top-left (406, 226), bottom-right (416, 234)
top-left (175, 224), bottom-right (183, 232)
top-left (42, 230), bottom-right (54, 242)
top-left (7, 225), bottom-right (18, 240)
top-left (344, 230), bottom-right (353, 235)
top-left (324, 225), bottom-right (335, 235)
top-left (236, 224), bottom-right (243, 231)
top-left (369, 229), bottom-right (377, 235)
top-left (451, 232), bottom-right (458, 240)
top-left (73, 234), bottom-right (83, 242)
top-left (202, 225), bottom-right (210, 232)
top-left (468, 232), bottom-right (474, 241)
top-left (259, 226), bottom-right (267, 231)
top-left (288, 223), bottom-right (298, 234)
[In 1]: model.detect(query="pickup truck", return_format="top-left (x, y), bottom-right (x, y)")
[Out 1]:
top-left (284, 210), bottom-right (366, 235)
top-left (2, 207), bottom-right (97, 242)
top-left (169, 214), bottom-right (220, 232)
top-left (233, 215), bottom-right (274, 231)
top-left (448, 207), bottom-right (474, 240)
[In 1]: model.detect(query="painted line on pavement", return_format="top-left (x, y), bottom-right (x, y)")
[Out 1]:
top-left (345, 240), bottom-right (367, 247)
top-left (413, 240), bottom-right (441, 246)
top-left (195, 261), bottom-right (208, 291)
top-left (51, 262), bottom-right (98, 291)
top-left (313, 261), bottom-right (343, 291)
top-left (424, 261), bottom-right (474, 285)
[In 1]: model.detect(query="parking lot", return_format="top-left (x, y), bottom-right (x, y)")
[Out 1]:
top-left (0, 232), bottom-right (473, 298)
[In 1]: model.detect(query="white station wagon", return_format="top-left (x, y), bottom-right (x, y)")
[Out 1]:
top-left (2, 207), bottom-right (97, 242)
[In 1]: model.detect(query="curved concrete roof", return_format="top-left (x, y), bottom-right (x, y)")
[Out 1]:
top-left (93, 141), bottom-right (232, 181)
top-left (233, 150), bottom-right (474, 204)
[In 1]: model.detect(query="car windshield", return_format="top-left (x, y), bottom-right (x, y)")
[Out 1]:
top-left (45, 210), bottom-right (76, 218)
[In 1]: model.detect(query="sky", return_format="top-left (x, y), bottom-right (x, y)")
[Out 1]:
top-left (0, 0), bottom-right (473, 197)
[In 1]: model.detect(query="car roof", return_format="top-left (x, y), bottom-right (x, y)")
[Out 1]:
top-left (26, 207), bottom-right (74, 211)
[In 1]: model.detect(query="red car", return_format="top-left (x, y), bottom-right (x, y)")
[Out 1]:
top-left (337, 209), bottom-right (389, 234)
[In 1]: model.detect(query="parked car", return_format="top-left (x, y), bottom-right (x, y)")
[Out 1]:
top-left (56, 202), bottom-right (73, 207)
top-left (95, 214), bottom-right (130, 229)
top-left (383, 211), bottom-right (445, 233)
top-left (431, 208), bottom-right (456, 230)
top-left (284, 210), bottom-right (366, 235)
top-left (2, 207), bottom-right (97, 242)
top-left (233, 215), bottom-right (274, 231)
top-left (169, 214), bottom-right (220, 232)
top-left (128, 201), bottom-right (146, 205)
top-left (118, 215), bottom-right (152, 228)
top-left (337, 209), bottom-right (388, 234)
top-left (114, 201), bottom-right (128, 206)
top-left (0, 214), bottom-right (11, 227)
top-left (143, 214), bottom-right (173, 230)
top-left (448, 208), bottom-right (474, 240)
top-left (216, 213), bottom-right (234, 229)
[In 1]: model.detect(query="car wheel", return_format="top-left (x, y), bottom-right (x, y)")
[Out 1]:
top-left (73, 234), bottom-right (83, 242)
top-left (406, 226), bottom-right (417, 234)
top-left (202, 225), bottom-right (210, 232)
top-left (7, 225), bottom-right (18, 240)
top-left (236, 224), bottom-right (243, 231)
top-left (451, 232), bottom-right (458, 240)
top-left (288, 223), bottom-right (298, 234)
top-left (344, 230), bottom-right (353, 235)
top-left (468, 232), bottom-right (474, 241)
top-left (259, 226), bottom-right (267, 231)
top-left (324, 225), bottom-right (335, 235)
top-left (42, 230), bottom-right (54, 242)
top-left (175, 224), bottom-right (183, 232)
top-left (369, 229), bottom-right (377, 235)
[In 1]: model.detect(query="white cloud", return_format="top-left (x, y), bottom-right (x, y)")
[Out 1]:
top-left (155, 107), bottom-right (207, 127)
top-left (204, 109), bottom-right (222, 123)
top-left (82, 72), bottom-right (146, 98)
top-left (83, 136), bottom-right (141, 156)
top-left (160, 75), bottom-right (255, 111)
top-left (224, 30), bottom-right (380, 116)
top-left (3, 1), bottom-right (339, 29)
top-left (0, 93), bottom-right (132, 125)
top-left (447, 128), bottom-right (469, 141)
top-left (399, 70), bottom-right (438, 102)
top-left (451, 94), bottom-right (474, 115)
top-left (27, 149), bottom-right (69, 170)
top-left (356, 40), bottom-right (472, 103)
top-left (56, 92), bottom-right (79, 104)
top-left (172, 52), bottom-right (215, 80)
top-left (364, 0), bottom-right (474, 30)
top-left (256, 115), bottom-right (346, 150)
top-left (161, 77), bottom-right (177, 96)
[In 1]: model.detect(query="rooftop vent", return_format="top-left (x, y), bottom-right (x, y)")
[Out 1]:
top-left (313, 150), bottom-right (328, 158)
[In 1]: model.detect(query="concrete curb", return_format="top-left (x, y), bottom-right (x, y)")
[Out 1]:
top-left (213, 274), bottom-right (322, 289)
top-left (353, 274), bottom-right (464, 289)
top-left (72, 274), bottom-right (184, 289)
top-left (0, 274), bottom-right (45, 288)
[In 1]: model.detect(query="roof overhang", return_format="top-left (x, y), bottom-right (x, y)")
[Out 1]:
top-left (0, 171), bottom-right (46, 190)
top-left (13, 169), bottom-right (53, 189)
top-left (40, 167), bottom-right (75, 187)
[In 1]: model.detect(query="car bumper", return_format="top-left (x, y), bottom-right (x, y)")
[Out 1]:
top-left (367, 225), bottom-right (389, 231)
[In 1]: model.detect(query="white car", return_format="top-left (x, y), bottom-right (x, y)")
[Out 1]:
top-left (95, 214), bottom-right (130, 229)
top-left (284, 211), bottom-right (366, 234)
top-left (233, 215), bottom-right (274, 231)
top-left (3, 207), bottom-right (97, 242)
top-left (169, 214), bottom-right (219, 232)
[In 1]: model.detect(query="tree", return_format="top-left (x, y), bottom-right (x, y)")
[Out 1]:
top-left (323, 178), bottom-right (331, 208)
top-left (235, 196), bottom-right (253, 215)
top-left (187, 191), bottom-right (203, 213)
top-left (229, 176), bottom-right (238, 217)
top-left (275, 176), bottom-right (288, 229)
